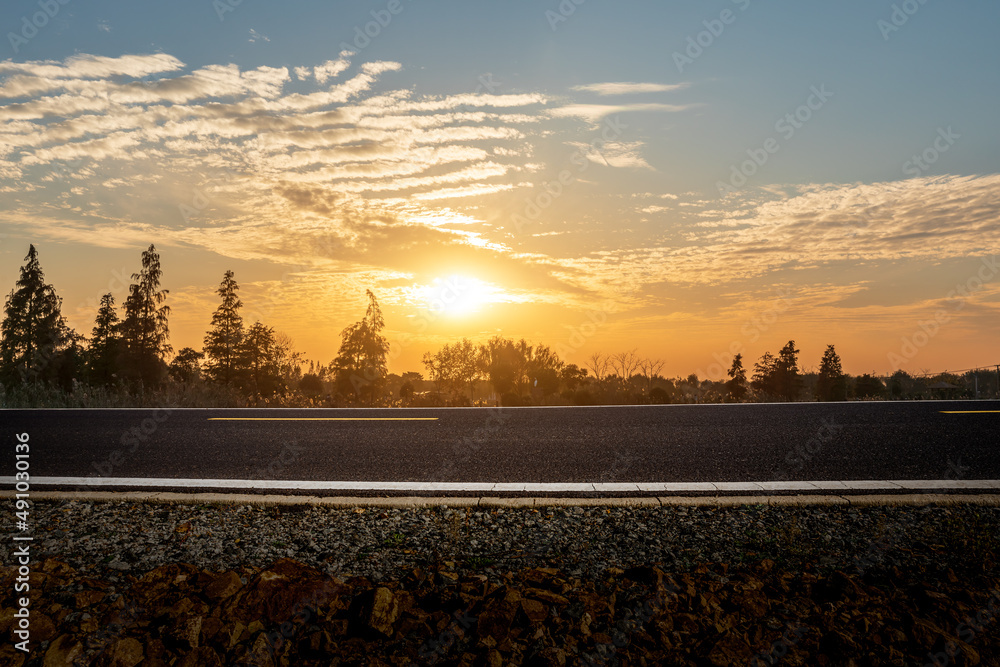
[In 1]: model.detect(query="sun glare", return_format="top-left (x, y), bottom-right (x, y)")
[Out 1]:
top-left (426, 274), bottom-right (491, 317)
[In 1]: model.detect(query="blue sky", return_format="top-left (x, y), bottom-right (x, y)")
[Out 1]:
top-left (1, 0), bottom-right (998, 376)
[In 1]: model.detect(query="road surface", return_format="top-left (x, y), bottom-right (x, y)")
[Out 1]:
top-left (2, 401), bottom-right (998, 495)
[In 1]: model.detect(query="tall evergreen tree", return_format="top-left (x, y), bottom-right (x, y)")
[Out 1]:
top-left (203, 270), bottom-right (244, 385)
top-left (120, 244), bottom-right (171, 384)
top-left (332, 290), bottom-right (389, 405)
top-left (816, 344), bottom-right (847, 401)
top-left (725, 353), bottom-right (748, 402)
top-left (775, 340), bottom-right (801, 401)
top-left (751, 351), bottom-right (778, 397)
top-left (87, 293), bottom-right (122, 385)
top-left (0, 245), bottom-right (75, 385)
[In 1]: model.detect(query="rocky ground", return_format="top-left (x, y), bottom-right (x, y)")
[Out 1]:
top-left (1, 499), bottom-right (998, 665)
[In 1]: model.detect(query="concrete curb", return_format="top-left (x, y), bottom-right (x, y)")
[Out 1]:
top-left (7, 491), bottom-right (1000, 508)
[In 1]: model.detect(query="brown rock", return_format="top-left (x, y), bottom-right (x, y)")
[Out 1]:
top-left (478, 590), bottom-right (521, 641)
top-left (199, 616), bottom-right (224, 646)
top-left (226, 621), bottom-right (247, 649)
top-left (530, 647), bottom-right (567, 666)
top-left (177, 646), bottom-right (224, 667)
top-left (354, 586), bottom-right (400, 639)
top-left (169, 615), bottom-right (204, 651)
top-left (235, 558), bottom-right (342, 625)
top-left (95, 637), bottom-right (144, 667)
top-left (247, 633), bottom-right (277, 667)
top-left (131, 563), bottom-right (202, 607)
top-left (32, 612), bottom-right (57, 643)
top-left (484, 650), bottom-right (504, 667)
top-left (204, 570), bottom-right (243, 601)
top-left (524, 568), bottom-right (562, 589)
top-left (41, 559), bottom-right (76, 576)
top-left (0, 607), bottom-right (16, 635)
top-left (0, 645), bottom-right (25, 667)
top-left (756, 559), bottom-right (776, 574)
top-left (525, 588), bottom-right (569, 606)
top-left (73, 589), bottom-right (105, 609)
top-left (707, 632), bottom-right (753, 666)
top-left (44, 634), bottom-right (83, 667)
top-left (910, 617), bottom-right (950, 651)
top-left (520, 599), bottom-right (548, 624)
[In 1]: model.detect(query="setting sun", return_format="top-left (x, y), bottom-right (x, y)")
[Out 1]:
top-left (425, 275), bottom-right (491, 317)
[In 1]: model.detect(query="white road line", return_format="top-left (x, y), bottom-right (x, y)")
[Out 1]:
top-left (3, 477), bottom-right (1000, 493)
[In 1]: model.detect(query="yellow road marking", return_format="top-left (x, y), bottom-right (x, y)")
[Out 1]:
top-left (940, 410), bottom-right (1000, 414)
top-left (208, 417), bottom-right (438, 421)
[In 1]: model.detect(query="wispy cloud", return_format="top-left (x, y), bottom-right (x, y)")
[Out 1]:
top-left (571, 82), bottom-right (688, 96)
top-left (248, 28), bottom-right (270, 43)
top-left (548, 102), bottom-right (692, 124)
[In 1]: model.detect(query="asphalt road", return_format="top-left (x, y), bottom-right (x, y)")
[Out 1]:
top-left (2, 402), bottom-right (998, 494)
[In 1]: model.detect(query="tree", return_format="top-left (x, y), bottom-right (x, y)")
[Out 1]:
top-left (638, 357), bottom-right (666, 397)
top-left (610, 349), bottom-right (641, 388)
top-left (273, 331), bottom-right (303, 390)
top-left (0, 245), bottom-right (76, 385)
top-left (478, 336), bottom-right (518, 399)
top-left (332, 290), bottom-right (390, 405)
top-left (87, 293), bottom-right (122, 385)
top-left (423, 338), bottom-right (483, 402)
top-left (775, 340), bottom-right (801, 401)
top-left (120, 244), bottom-right (171, 384)
top-left (854, 373), bottom-right (886, 399)
top-left (168, 348), bottom-right (204, 383)
top-left (888, 370), bottom-right (913, 399)
top-left (560, 364), bottom-right (588, 392)
top-left (816, 344), bottom-right (847, 401)
top-left (203, 270), bottom-right (244, 385)
top-left (527, 343), bottom-right (564, 398)
top-left (585, 352), bottom-right (609, 383)
top-left (299, 373), bottom-right (325, 397)
top-left (751, 351), bottom-right (778, 397)
top-left (725, 353), bottom-right (748, 402)
top-left (240, 322), bottom-right (284, 398)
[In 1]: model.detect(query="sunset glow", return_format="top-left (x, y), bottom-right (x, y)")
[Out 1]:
top-left (0, 1), bottom-right (998, 378)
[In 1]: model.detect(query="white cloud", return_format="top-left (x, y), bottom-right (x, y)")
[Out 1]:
top-left (548, 102), bottom-right (691, 124)
top-left (566, 140), bottom-right (654, 170)
top-left (248, 29), bottom-right (270, 43)
top-left (314, 54), bottom-right (352, 83)
top-left (571, 82), bottom-right (688, 96)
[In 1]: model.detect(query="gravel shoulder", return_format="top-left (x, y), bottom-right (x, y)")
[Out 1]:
top-left (2, 500), bottom-right (998, 665)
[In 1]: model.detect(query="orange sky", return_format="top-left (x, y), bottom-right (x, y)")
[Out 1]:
top-left (1, 47), bottom-right (998, 380)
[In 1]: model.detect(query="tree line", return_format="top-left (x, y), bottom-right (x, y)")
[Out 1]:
top-left (1, 244), bottom-right (994, 407)
top-left (0, 245), bottom-right (387, 406)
